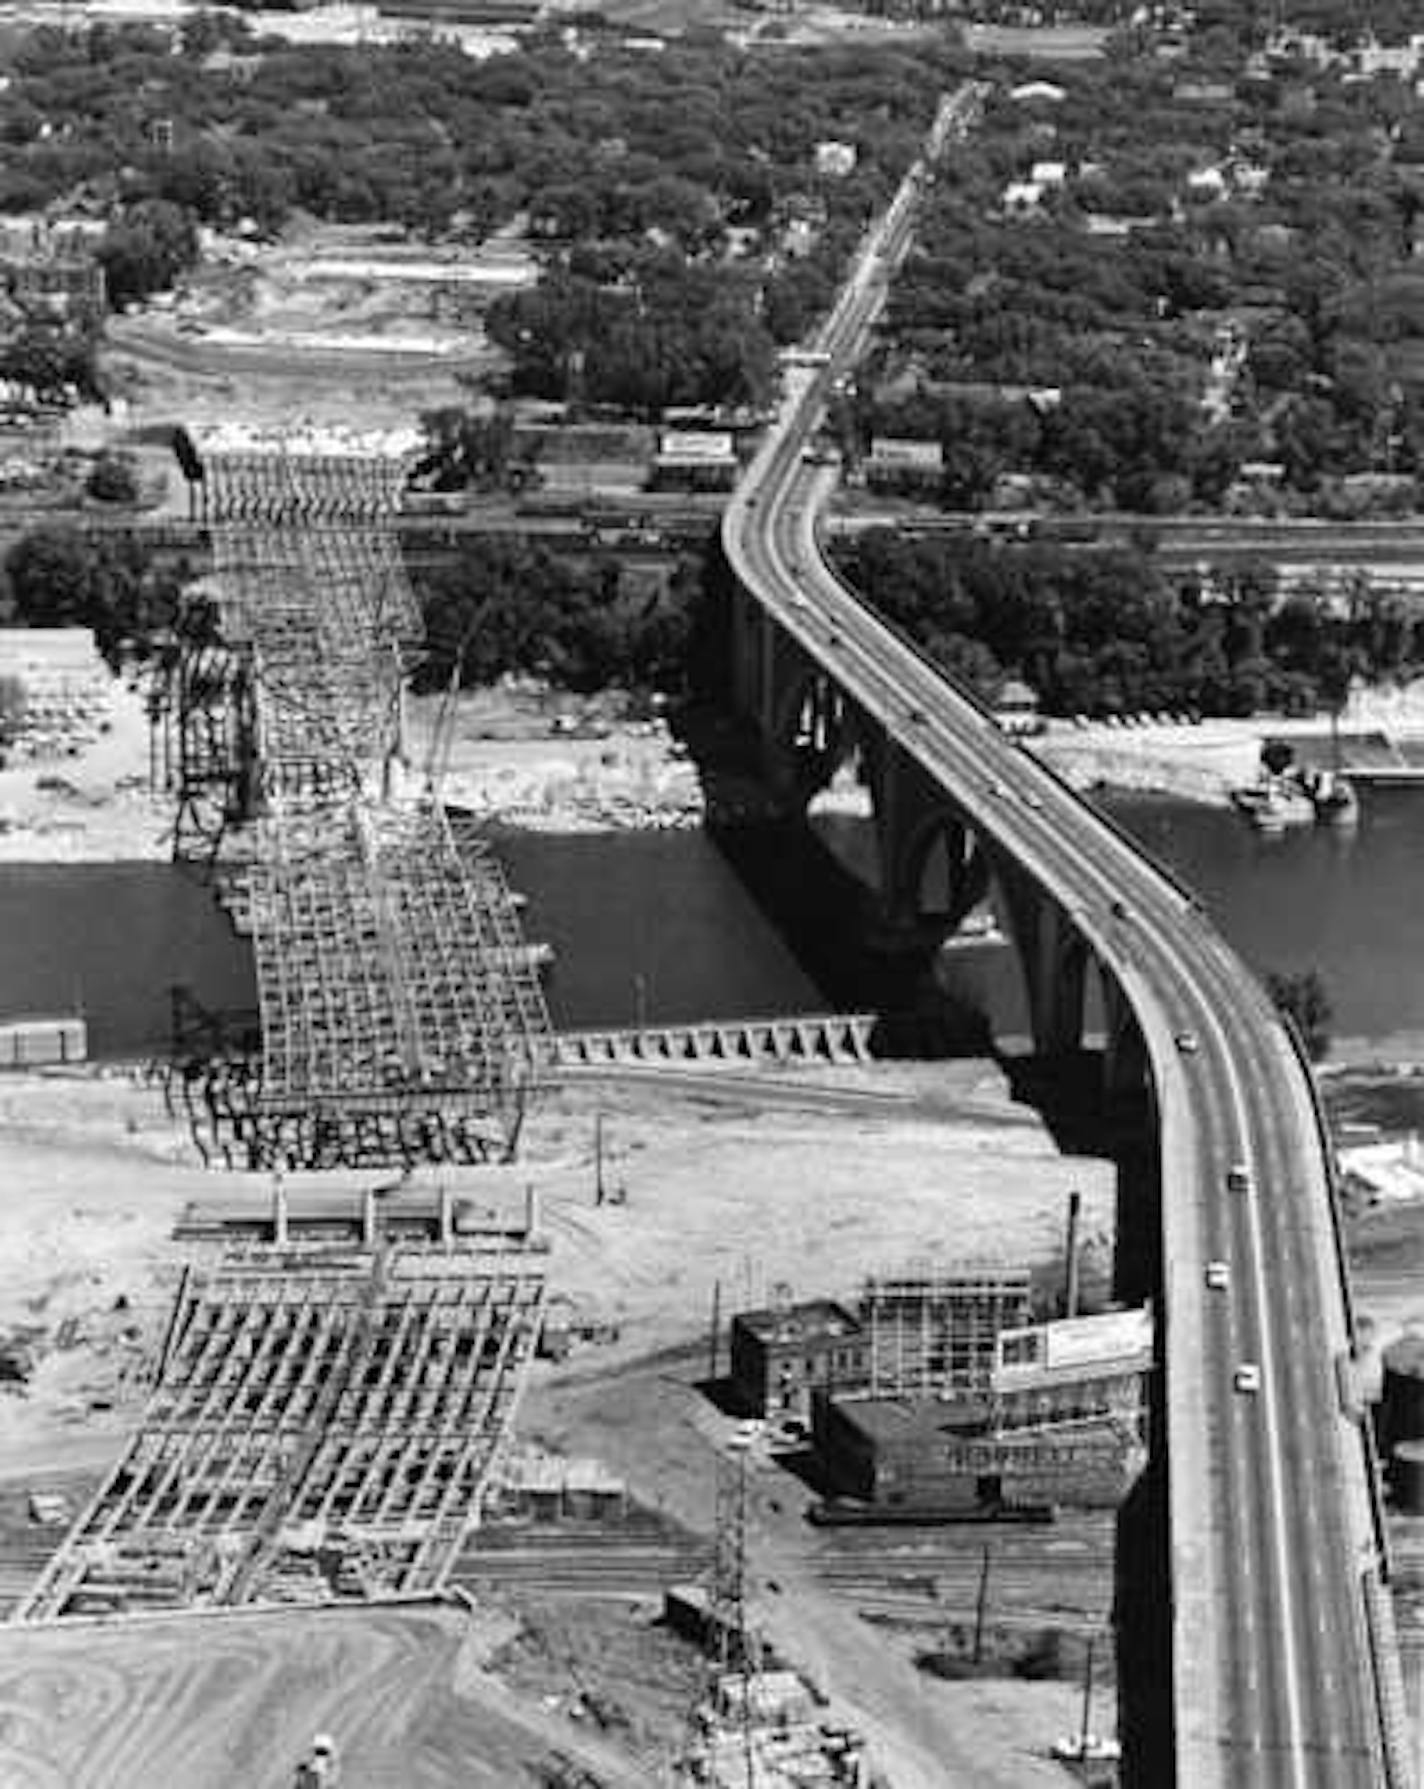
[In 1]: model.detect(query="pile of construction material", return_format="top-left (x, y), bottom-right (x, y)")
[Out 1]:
top-left (0, 628), bottom-right (111, 763)
top-left (680, 1669), bottom-right (869, 1787)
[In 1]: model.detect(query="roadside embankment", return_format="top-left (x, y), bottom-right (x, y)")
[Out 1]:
top-left (405, 682), bottom-right (703, 832)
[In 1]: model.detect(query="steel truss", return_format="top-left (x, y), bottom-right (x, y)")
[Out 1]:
top-left (16, 1242), bottom-right (548, 1620)
top-left (150, 442), bottom-right (549, 1170)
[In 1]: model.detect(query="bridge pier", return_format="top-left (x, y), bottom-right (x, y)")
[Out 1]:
top-left (730, 567), bottom-right (1102, 1064)
top-left (865, 737), bottom-right (989, 945)
top-left (1101, 967), bottom-right (1149, 1101)
top-left (1002, 878), bottom-right (1088, 1058)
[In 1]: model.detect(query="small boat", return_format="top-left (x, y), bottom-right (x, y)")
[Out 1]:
top-left (1231, 780), bottom-right (1314, 831)
top-left (1305, 767), bottom-right (1359, 828)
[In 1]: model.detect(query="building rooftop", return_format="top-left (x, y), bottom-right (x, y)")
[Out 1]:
top-left (735, 1299), bottom-right (861, 1347)
top-left (184, 421), bottom-right (424, 460)
top-left (995, 679), bottom-right (1041, 710)
top-left (828, 1395), bottom-right (992, 1444)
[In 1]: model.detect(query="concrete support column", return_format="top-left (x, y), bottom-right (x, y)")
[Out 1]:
top-left (757, 609), bottom-right (778, 740)
top-left (1004, 879), bottom-right (1088, 1057)
top-left (868, 733), bottom-right (988, 949)
top-left (1101, 965), bottom-right (1148, 1100)
top-left (729, 584), bottom-right (776, 733)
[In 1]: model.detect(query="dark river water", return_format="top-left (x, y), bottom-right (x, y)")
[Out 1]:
top-left (0, 784), bottom-right (1421, 1056)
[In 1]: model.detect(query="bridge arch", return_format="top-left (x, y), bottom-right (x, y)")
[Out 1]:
top-left (886, 805), bottom-right (992, 935)
top-left (772, 668), bottom-right (860, 803)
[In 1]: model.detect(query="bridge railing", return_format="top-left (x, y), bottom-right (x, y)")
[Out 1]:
top-left (1279, 1011), bottom-right (1392, 1554)
top-left (1279, 1008), bottom-right (1414, 1785)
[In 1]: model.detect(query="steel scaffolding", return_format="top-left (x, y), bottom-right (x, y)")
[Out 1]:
top-left (151, 433), bottom-right (549, 1169)
top-left (862, 1266), bottom-right (1034, 1397)
top-left (16, 1240), bottom-right (548, 1620)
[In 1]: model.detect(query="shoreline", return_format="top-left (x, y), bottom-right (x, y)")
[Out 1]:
top-left (3, 656), bottom-right (1419, 850)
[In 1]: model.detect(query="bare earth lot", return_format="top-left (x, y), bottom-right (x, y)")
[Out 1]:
top-left (0, 1603), bottom-right (665, 1789)
top-left (0, 1058), bottom-right (1115, 1787)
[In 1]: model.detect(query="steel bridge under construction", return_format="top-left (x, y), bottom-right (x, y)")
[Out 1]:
top-left (150, 426), bottom-right (550, 1172)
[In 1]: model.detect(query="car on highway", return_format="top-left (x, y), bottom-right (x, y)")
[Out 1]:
top-left (987, 780), bottom-right (1008, 798)
top-left (1023, 791), bottom-right (1044, 810)
top-left (1175, 1031), bottom-right (1199, 1054)
top-left (1205, 1261), bottom-right (1230, 1291)
top-left (906, 705), bottom-right (928, 724)
top-left (1234, 1363), bottom-right (1261, 1396)
top-left (1110, 898), bottom-right (1130, 920)
top-left (1226, 1162), bottom-right (1252, 1195)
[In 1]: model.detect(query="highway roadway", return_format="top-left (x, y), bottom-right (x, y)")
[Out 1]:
top-left (723, 86), bottom-right (1400, 1786)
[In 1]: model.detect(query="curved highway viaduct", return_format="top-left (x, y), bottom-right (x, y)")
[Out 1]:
top-left (722, 85), bottom-right (1412, 1788)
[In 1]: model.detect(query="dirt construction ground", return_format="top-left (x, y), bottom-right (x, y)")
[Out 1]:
top-left (0, 1056), bottom-right (1120, 1788)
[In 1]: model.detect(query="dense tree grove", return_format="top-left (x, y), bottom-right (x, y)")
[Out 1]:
top-left (0, 24), bottom-right (956, 319)
top-left (1, 527), bottom-right (187, 664)
top-left (0, 325), bottom-right (100, 403)
top-left (96, 200), bottom-right (200, 310)
top-left (835, 530), bottom-right (1424, 717)
top-left (0, 675), bottom-right (26, 755)
top-left (486, 258), bottom-right (778, 414)
top-left (1267, 968), bottom-right (1333, 1061)
top-left (411, 538), bottom-right (702, 696)
top-left (0, 523), bottom-right (698, 699)
top-left (858, 18), bottom-right (1424, 511)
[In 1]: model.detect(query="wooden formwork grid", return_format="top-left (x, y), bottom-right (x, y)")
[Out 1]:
top-left (148, 446), bottom-right (550, 1170)
top-left (16, 1243), bottom-right (548, 1622)
top-left (242, 804), bottom-right (548, 1130)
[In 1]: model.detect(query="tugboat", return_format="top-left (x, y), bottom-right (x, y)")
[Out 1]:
top-left (1303, 765), bottom-right (1360, 828)
top-left (1230, 777), bottom-right (1314, 832)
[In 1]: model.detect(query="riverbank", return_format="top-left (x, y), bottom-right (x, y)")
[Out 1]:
top-left (1033, 718), bottom-right (1260, 805)
top-left (8, 649), bottom-right (1424, 849)
top-left (1034, 685), bottom-right (1424, 809)
top-left (0, 670), bottom-right (707, 855)
top-left (405, 682), bottom-right (704, 832)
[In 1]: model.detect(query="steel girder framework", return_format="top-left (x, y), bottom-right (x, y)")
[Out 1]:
top-left (152, 441), bottom-right (549, 1169)
top-left (16, 1242), bottom-right (548, 1620)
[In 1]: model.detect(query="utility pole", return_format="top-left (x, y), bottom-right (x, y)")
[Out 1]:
top-left (1078, 1633), bottom-right (1097, 1754)
top-left (709, 1278), bottom-right (722, 1384)
top-left (971, 1541), bottom-right (993, 1665)
top-left (709, 1448), bottom-right (758, 1788)
top-left (594, 1111), bottom-right (606, 1207)
top-left (1064, 1189), bottom-right (1082, 1320)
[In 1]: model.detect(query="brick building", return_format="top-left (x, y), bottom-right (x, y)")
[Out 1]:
top-left (728, 1300), bottom-right (866, 1418)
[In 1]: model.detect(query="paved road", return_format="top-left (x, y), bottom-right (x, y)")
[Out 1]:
top-left (724, 86), bottom-right (1396, 1787)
